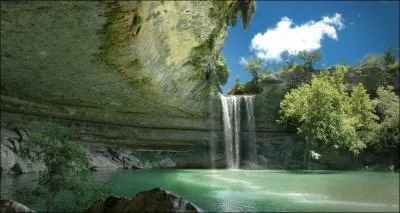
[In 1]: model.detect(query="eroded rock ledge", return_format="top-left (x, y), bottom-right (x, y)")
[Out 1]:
top-left (1, 127), bottom-right (215, 174)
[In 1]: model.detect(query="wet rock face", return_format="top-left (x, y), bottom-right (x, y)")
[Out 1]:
top-left (86, 188), bottom-right (204, 213)
top-left (0, 199), bottom-right (35, 213)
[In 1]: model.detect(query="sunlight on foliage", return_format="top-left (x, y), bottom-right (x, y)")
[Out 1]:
top-left (215, 55), bottom-right (231, 86)
top-left (357, 53), bottom-right (385, 69)
top-left (279, 66), bottom-right (379, 154)
top-left (297, 50), bottom-right (322, 72)
top-left (374, 86), bottom-right (400, 148)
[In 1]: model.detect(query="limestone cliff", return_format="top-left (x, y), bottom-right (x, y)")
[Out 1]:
top-left (1, 1), bottom-right (254, 117)
top-left (0, 1), bottom-right (255, 165)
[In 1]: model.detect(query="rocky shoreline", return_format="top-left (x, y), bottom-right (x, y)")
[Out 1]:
top-left (0, 188), bottom-right (204, 213)
top-left (1, 127), bottom-right (179, 174)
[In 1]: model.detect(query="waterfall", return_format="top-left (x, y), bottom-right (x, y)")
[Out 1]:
top-left (244, 96), bottom-right (257, 164)
top-left (207, 54), bottom-right (218, 169)
top-left (220, 95), bottom-right (256, 169)
top-left (208, 95), bottom-right (217, 169)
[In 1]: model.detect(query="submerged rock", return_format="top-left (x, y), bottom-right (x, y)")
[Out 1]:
top-left (86, 188), bottom-right (204, 213)
top-left (0, 199), bottom-right (35, 213)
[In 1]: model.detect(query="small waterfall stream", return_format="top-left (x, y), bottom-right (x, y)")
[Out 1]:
top-left (207, 52), bottom-right (218, 169)
top-left (244, 96), bottom-right (257, 164)
top-left (220, 95), bottom-right (256, 169)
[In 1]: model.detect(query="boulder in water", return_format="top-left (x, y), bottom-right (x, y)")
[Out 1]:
top-left (86, 187), bottom-right (204, 213)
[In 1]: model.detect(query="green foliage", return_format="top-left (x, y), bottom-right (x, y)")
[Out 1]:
top-left (215, 55), bottom-right (231, 86)
top-left (227, 78), bottom-right (263, 95)
top-left (388, 62), bottom-right (400, 72)
top-left (354, 49), bottom-right (399, 95)
top-left (373, 86), bottom-right (400, 148)
top-left (189, 27), bottom-right (229, 94)
top-left (210, 0), bottom-right (256, 29)
top-left (384, 48), bottom-right (396, 67)
top-left (133, 15), bottom-right (142, 25)
top-left (227, 57), bottom-right (267, 95)
top-left (18, 122), bottom-right (109, 212)
top-left (280, 62), bottom-right (311, 87)
top-left (357, 48), bottom-right (398, 72)
top-left (279, 66), bottom-right (379, 155)
top-left (243, 57), bottom-right (267, 79)
top-left (297, 50), bottom-right (322, 71)
top-left (282, 62), bottom-right (306, 73)
top-left (357, 53), bottom-right (385, 69)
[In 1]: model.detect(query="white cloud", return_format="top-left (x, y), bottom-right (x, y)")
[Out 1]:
top-left (239, 57), bottom-right (248, 65)
top-left (250, 13), bottom-right (344, 62)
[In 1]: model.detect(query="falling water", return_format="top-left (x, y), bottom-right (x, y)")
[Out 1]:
top-left (207, 54), bottom-right (218, 169)
top-left (233, 96), bottom-right (241, 169)
top-left (220, 95), bottom-right (256, 169)
top-left (221, 95), bottom-right (240, 168)
top-left (244, 96), bottom-right (257, 163)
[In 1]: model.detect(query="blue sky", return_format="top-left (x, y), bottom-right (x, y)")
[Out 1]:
top-left (221, 1), bottom-right (400, 93)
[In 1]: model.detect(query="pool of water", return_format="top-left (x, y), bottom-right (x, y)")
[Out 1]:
top-left (1, 169), bottom-right (399, 212)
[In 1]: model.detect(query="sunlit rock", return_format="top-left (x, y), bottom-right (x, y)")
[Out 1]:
top-left (0, 144), bottom-right (16, 171)
top-left (0, 199), bottom-right (35, 213)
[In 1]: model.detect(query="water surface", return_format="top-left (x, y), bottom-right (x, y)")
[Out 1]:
top-left (1, 169), bottom-right (399, 212)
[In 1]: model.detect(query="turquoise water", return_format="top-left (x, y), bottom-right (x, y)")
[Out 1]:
top-left (1, 169), bottom-right (399, 212)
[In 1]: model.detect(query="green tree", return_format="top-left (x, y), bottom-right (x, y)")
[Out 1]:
top-left (282, 62), bottom-right (305, 73)
top-left (384, 48), bottom-right (396, 67)
top-left (357, 53), bottom-right (385, 69)
top-left (279, 66), bottom-right (378, 168)
top-left (243, 57), bottom-right (267, 80)
top-left (19, 122), bottom-right (109, 212)
top-left (373, 86), bottom-right (400, 149)
top-left (297, 50), bottom-right (322, 71)
top-left (383, 48), bottom-right (400, 73)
